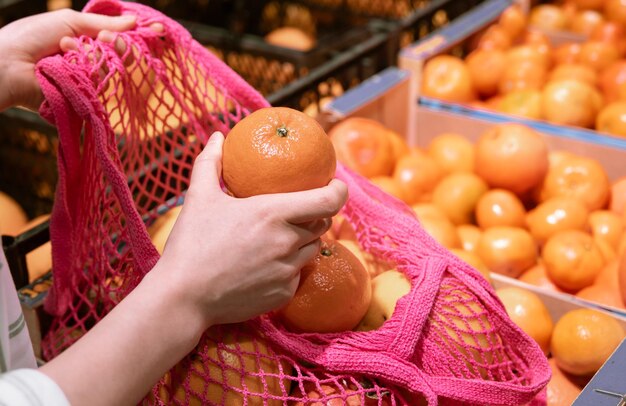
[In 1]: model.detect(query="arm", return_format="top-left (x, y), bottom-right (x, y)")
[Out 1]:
top-left (0, 9), bottom-right (348, 404)
top-left (39, 133), bottom-right (347, 405)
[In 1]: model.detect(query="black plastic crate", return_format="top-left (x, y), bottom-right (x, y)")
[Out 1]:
top-left (2, 0), bottom-right (489, 290)
top-left (0, 108), bottom-right (58, 220)
top-left (0, 0), bottom-right (47, 26)
top-left (266, 0), bottom-right (489, 111)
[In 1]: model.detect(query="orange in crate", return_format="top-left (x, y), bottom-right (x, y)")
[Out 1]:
top-left (328, 117), bottom-right (395, 179)
top-left (546, 358), bottom-right (582, 406)
top-left (421, 55), bottom-right (475, 103)
top-left (476, 226), bottom-right (537, 278)
top-left (474, 123), bottom-right (549, 196)
top-left (551, 308), bottom-right (625, 377)
top-left (538, 155), bottom-right (610, 211)
top-left (475, 189), bottom-right (527, 229)
top-left (543, 230), bottom-right (605, 292)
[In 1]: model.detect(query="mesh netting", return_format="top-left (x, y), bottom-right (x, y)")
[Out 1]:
top-left (36, 0), bottom-right (550, 404)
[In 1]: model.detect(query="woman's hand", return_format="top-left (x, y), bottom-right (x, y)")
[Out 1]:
top-left (152, 132), bottom-right (349, 329)
top-left (0, 9), bottom-right (137, 111)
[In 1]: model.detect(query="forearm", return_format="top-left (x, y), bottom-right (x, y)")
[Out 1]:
top-left (40, 266), bottom-right (208, 405)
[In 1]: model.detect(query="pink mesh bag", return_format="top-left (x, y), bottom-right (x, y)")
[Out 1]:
top-left (36, 0), bottom-right (551, 404)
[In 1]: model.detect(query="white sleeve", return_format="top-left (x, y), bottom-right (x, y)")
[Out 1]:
top-left (0, 369), bottom-right (70, 406)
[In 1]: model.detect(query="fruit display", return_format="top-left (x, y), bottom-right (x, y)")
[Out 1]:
top-left (495, 287), bottom-right (625, 405)
top-left (419, 2), bottom-right (626, 138)
top-left (326, 115), bottom-right (626, 312)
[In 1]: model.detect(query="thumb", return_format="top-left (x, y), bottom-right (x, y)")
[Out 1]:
top-left (188, 132), bottom-right (225, 197)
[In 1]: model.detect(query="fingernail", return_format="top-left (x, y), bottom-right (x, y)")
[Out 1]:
top-left (119, 15), bottom-right (136, 23)
top-left (211, 131), bottom-right (224, 140)
top-left (98, 30), bottom-right (115, 43)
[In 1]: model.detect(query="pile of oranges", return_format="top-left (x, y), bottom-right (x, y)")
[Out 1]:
top-left (328, 115), bottom-right (626, 405)
top-left (496, 287), bottom-right (625, 405)
top-left (421, 2), bottom-right (626, 138)
top-left (327, 116), bottom-right (626, 312)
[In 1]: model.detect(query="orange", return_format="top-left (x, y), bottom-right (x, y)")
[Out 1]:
top-left (421, 55), bottom-right (475, 103)
top-left (541, 79), bottom-right (603, 128)
top-left (476, 25), bottom-right (513, 51)
top-left (475, 189), bottom-right (526, 229)
top-left (610, 176), bottom-right (626, 215)
top-left (465, 49), bottom-right (506, 97)
top-left (543, 230), bottom-right (605, 291)
top-left (523, 30), bottom-right (553, 51)
top-left (496, 287), bottom-right (553, 355)
top-left (551, 308), bottom-right (625, 376)
top-left (590, 22), bottom-right (626, 56)
top-left (264, 27), bottom-right (315, 51)
top-left (278, 240), bottom-right (371, 333)
top-left (571, 0), bottom-right (606, 10)
top-left (538, 155), bottom-right (610, 211)
top-left (476, 226), bottom-right (537, 278)
top-left (596, 101), bottom-right (626, 137)
top-left (154, 325), bottom-right (291, 406)
top-left (552, 43), bottom-right (581, 65)
top-left (328, 117), bottom-right (395, 179)
top-left (419, 216), bottom-right (461, 249)
top-left (331, 213), bottom-right (357, 242)
top-left (549, 63), bottom-right (597, 86)
top-left (474, 123), bottom-right (549, 196)
top-left (412, 203), bottom-right (449, 222)
top-left (578, 41), bottom-right (620, 72)
top-left (450, 249), bottom-right (491, 283)
top-left (457, 224), bottom-right (482, 253)
top-left (148, 206), bottom-right (182, 255)
top-left (223, 107), bottom-right (335, 197)
top-left (18, 215), bottom-right (52, 282)
top-left (526, 197), bottom-right (589, 245)
top-left (519, 263), bottom-right (562, 292)
top-left (599, 60), bottom-right (626, 103)
top-left (426, 132), bottom-right (475, 174)
top-left (589, 210), bottom-right (624, 249)
top-left (604, 0), bottom-right (626, 26)
top-left (594, 236), bottom-right (617, 262)
top-left (546, 358), bottom-right (582, 406)
top-left (387, 128), bottom-right (411, 162)
top-left (498, 4), bottom-right (527, 40)
top-left (529, 5), bottom-right (569, 31)
top-left (393, 151), bottom-right (444, 204)
top-left (570, 10), bottom-right (605, 36)
top-left (498, 61), bottom-right (548, 94)
top-left (370, 176), bottom-right (407, 203)
top-left (0, 191), bottom-right (28, 236)
top-left (497, 90), bottom-right (543, 120)
top-left (506, 45), bottom-right (551, 70)
top-left (576, 262), bottom-right (625, 308)
top-left (336, 239), bottom-right (376, 279)
top-left (291, 380), bottom-right (393, 406)
top-left (431, 173), bottom-right (489, 225)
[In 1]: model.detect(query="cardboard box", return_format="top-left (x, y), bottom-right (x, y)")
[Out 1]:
top-left (395, 0), bottom-right (626, 146)
top-left (324, 65), bottom-right (626, 401)
top-left (323, 65), bottom-right (626, 318)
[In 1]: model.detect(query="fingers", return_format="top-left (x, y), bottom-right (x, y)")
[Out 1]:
top-left (67, 11), bottom-right (136, 38)
top-left (289, 238), bottom-right (322, 274)
top-left (187, 132), bottom-right (226, 197)
top-left (272, 179), bottom-right (348, 224)
top-left (286, 218), bottom-right (332, 250)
